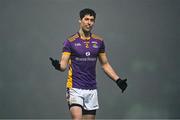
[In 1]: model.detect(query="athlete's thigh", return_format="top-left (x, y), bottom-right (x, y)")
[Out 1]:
top-left (70, 106), bottom-right (83, 119)
top-left (84, 89), bottom-right (99, 110)
top-left (66, 88), bottom-right (84, 119)
top-left (66, 88), bottom-right (84, 107)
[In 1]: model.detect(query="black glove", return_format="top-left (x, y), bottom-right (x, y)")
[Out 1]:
top-left (116, 78), bottom-right (127, 93)
top-left (49, 57), bottom-right (60, 71)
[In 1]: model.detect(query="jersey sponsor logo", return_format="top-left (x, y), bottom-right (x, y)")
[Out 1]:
top-left (75, 57), bottom-right (96, 61)
top-left (85, 51), bottom-right (91, 56)
top-left (74, 43), bottom-right (82, 46)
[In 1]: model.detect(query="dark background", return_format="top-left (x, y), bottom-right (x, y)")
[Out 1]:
top-left (0, 0), bottom-right (179, 119)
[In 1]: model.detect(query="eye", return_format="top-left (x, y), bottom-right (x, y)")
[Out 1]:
top-left (90, 19), bottom-right (95, 22)
top-left (84, 18), bottom-right (89, 21)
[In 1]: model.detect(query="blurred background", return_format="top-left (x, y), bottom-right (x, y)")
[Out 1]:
top-left (0, 0), bottom-right (179, 119)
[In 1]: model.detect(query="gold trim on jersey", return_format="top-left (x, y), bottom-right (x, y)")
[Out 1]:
top-left (68, 33), bottom-right (79, 42)
top-left (66, 60), bottom-right (73, 89)
top-left (91, 34), bottom-right (103, 41)
top-left (63, 52), bottom-right (71, 56)
top-left (80, 36), bottom-right (91, 40)
top-left (99, 52), bottom-right (106, 56)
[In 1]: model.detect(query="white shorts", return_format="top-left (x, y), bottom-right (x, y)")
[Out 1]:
top-left (66, 88), bottom-right (99, 110)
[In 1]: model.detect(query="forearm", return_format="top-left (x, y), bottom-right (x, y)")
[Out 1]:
top-left (59, 60), bottom-right (67, 72)
top-left (98, 53), bottom-right (127, 92)
top-left (59, 52), bottom-right (71, 72)
top-left (102, 63), bottom-right (120, 81)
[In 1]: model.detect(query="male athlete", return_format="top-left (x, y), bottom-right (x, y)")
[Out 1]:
top-left (50, 8), bottom-right (127, 120)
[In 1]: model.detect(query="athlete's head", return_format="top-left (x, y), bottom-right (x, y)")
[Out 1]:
top-left (79, 8), bottom-right (96, 32)
top-left (80, 8), bottom-right (96, 20)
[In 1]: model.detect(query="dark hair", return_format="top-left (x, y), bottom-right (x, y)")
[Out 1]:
top-left (79, 8), bottom-right (96, 20)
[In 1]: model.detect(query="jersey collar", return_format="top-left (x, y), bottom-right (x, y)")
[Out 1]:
top-left (78, 32), bottom-right (92, 40)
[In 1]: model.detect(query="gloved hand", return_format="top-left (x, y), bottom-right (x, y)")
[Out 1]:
top-left (49, 57), bottom-right (60, 71)
top-left (116, 78), bottom-right (127, 93)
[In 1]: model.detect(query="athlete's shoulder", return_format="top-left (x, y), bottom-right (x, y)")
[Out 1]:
top-left (67, 33), bottom-right (79, 42)
top-left (91, 33), bottom-right (103, 41)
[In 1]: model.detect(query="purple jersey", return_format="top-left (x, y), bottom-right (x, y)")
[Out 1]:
top-left (62, 33), bottom-right (105, 90)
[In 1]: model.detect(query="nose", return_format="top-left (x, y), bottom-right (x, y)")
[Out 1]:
top-left (87, 20), bottom-right (92, 25)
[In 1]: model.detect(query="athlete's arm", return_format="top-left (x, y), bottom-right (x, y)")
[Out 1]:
top-left (59, 52), bottom-right (71, 71)
top-left (49, 52), bottom-right (70, 72)
top-left (98, 53), bottom-right (119, 81)
top-left (98, 52), bottom-right (127, 93)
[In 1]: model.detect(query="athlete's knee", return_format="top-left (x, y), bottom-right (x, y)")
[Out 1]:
top-left (82, 109), bottom-right (96, 120)
top-left (82, 114), bottom-right (96, 120)
top-left (70, 104), bottom-right (83, 120)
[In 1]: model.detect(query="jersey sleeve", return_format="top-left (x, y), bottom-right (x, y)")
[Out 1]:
top-left (99, 40), bottom-right (105, 53)
top-left (62, 39), bottom-right (71, 53)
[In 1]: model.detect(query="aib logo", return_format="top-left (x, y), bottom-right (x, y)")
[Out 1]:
top-left (85, 51), bottom-right (90, 56)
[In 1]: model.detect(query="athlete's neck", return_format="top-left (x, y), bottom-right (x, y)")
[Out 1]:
top-left (79, 29), bottom-right (91, 40)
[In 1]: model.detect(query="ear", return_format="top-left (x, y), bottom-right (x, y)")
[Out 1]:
top-left (78, 20), bottom-right (81, 23)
